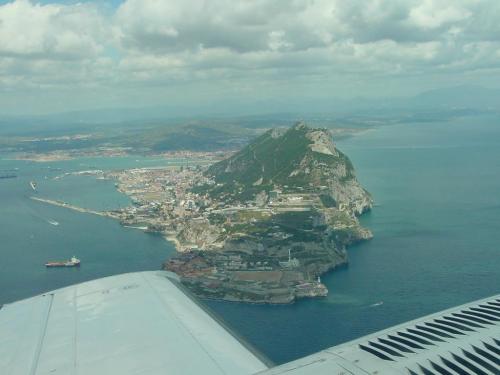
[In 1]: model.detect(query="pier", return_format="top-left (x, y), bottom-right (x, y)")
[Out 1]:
top-left (30, 197), bottom-right (119, 219)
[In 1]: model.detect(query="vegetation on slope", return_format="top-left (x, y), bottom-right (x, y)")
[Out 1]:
top-left (197, 122), bottom-right (359, 202)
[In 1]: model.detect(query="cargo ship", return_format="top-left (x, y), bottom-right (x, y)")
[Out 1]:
top-left (45, 256), bottom-right (80, 268)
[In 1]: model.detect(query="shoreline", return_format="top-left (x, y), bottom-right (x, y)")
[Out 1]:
top-left (29, 186), bottom-right (367, 305)
top-left (30, 195), bottom-right (183, 249)
top-left (163, 232), bottom-right (183, 251)
top-left (27, 126), bottom-right (374, 305)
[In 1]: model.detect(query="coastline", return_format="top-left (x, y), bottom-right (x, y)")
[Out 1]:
top-left (30, 195), bottom-right (185, 250)
top-left (27, 190), bottom-right (362, 305)
top-left (24, 125), bottom-right (374, 305)
top-left (29, 165), bottom-right (371, 305)
top-left (163, 232), bottom-right (183, 251)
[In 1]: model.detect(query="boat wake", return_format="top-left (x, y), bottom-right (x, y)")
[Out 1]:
top-left (124, 225), bottom-right (148, 230)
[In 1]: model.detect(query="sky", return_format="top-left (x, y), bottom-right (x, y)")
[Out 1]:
top-left (0, 0), bottom-right (499, 116)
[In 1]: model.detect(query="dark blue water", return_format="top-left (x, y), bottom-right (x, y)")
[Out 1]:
top-left (0, 156), bottom-right (177, 304)
top-left (1, 118), bottom-right (499, 365)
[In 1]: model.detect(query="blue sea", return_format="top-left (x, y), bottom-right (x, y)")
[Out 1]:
top-left (0, 156), bottom-right (179, 304)
top-left (1, 116), bottom-right (499, 365)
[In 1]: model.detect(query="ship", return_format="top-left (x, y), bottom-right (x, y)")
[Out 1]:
top-left (30, 181), bottom-right (37, 191)
top-left (45, 256), bottom-right (80, 268)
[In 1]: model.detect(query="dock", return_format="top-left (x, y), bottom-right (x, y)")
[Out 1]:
top-left (30, 197), bottom-right (119, 219)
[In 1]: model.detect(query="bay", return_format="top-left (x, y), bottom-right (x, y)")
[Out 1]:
top-left (0, 156), bottom-right (177, 304)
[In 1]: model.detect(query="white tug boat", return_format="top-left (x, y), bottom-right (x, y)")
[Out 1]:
top-left (45, 256), bottom-right (80, 268)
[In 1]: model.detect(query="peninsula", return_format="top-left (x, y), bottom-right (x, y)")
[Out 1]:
top-left (37, 123), bottom-right (373, 304)
top-left (162, 122), bottom-right (372, 303)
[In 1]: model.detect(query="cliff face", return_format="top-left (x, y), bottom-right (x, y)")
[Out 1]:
top-left (205, 122), bottom-right (372, 215)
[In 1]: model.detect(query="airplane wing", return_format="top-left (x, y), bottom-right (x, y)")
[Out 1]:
top-left (258, 294), bottom-right (500, 375)
top-left (0, 271), bottom-right (270, 375)
top-left (1, 271), bottom-right (498, 375)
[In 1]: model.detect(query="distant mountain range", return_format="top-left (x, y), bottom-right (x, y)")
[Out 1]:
top-left (1, 85), bottom-right (498, 133)
top-left (1, 85), bottom-right (498, 155)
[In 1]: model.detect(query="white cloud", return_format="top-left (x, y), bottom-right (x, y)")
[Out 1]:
top-left (110, 0), bottom-right (498, 75)
top-left (409, 0), bottom-right (471, 30)
top-left (0, 0), bottom-right (106, 59)
top-left (0, 0), bottom-right (500, 113)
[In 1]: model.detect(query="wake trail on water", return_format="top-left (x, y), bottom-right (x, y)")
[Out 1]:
top-left (23, 193), bottom-right (61, 228)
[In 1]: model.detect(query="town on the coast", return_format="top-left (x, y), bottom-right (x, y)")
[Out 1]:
top-left (34, 123), bottom-right (373, 304)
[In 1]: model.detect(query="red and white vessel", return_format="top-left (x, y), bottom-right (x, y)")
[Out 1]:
top-left (45, 256), bottom-right (80, 268)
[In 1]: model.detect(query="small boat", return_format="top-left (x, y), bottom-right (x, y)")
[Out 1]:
top-left (45, 256), bottom-right (80, 268)
top-left (30, 181), bottom-right (37, 191)
top-left (48, 220), bottom-right (59, 226)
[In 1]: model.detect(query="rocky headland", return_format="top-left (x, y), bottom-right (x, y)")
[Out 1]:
top-left (162, 122), bottom-right (373, 303)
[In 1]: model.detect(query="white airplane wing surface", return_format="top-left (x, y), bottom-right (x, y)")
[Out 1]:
top-left (0, 271), bottom-right (270, 375)
top-left (1, 270), bottom-right (499, 375)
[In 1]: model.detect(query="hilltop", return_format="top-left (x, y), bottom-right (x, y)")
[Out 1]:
top-left (197, 122), bottom-right (372, 214)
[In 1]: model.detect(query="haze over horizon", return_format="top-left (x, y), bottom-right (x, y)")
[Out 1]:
top-left (1, 0), bottom-right (500, 116)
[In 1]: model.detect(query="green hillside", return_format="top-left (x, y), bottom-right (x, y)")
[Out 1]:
top-left (196, 122), bottom-right (360, 203)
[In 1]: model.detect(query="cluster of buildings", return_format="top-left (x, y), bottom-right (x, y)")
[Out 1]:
top-left (99, 161), bottom-right (341, 303)
top-left (107, 165), bottom-right (214, 226)
top-left (164, 250), bottom-right (328, 304)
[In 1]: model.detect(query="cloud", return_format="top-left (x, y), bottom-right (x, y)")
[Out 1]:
top-left (0, 0), bottom-right (500, 113)
top-left (0, 0), bottom-right (107, 60)
top-left (114, 0), bottom-right (304, 53)
top-left (112, 0), bottom-right (500, 78)
top-left (408, 0), bottom-right (471, 30)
